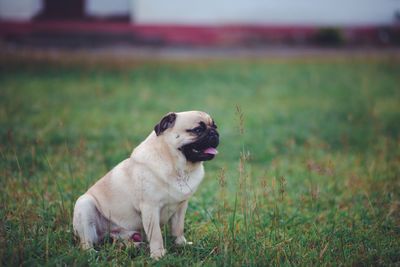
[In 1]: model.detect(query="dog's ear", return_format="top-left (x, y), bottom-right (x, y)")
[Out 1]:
top-left (154, 112), bottom-right (177, 136)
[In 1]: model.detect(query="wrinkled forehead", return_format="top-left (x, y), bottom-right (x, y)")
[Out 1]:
top-left (176, 111), bottom-right (213, 128)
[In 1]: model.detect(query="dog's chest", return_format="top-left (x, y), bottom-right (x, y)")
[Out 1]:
top-left (172, 167), bottom-right (203, 198)
top-left (158, 167), bottom-right (204, 223)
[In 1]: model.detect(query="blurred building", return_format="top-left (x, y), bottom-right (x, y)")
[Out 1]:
top-left (0, 0), bottom-right (130, 21)
top-left (0, 0), bottom-right (399, 46)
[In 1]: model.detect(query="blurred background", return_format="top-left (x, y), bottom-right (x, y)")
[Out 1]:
top-left (0, 0), bottom-right (399, 50)
top-left (1, 1), bottom-right (400, 266)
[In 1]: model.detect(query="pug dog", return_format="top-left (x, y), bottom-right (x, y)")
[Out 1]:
top-left (73, 111), bottom-right (219, 259)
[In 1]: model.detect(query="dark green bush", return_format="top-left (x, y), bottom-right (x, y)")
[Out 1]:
top-left (314, 28), bottom-right (344, 46)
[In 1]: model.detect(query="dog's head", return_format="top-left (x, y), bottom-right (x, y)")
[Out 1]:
top-left (154, 111), bottom-right (219, 163)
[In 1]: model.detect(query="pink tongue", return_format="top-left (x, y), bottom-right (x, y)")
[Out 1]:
top-left (204, 147), bottom-right (218, 155)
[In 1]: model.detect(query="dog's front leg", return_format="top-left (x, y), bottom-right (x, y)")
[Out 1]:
top-left (170, 200), bottom-right (192, 245)
top-left (140, 204), bottom-right (165, 259)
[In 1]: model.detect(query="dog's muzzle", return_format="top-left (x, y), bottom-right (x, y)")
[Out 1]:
top-left (180, 127), bottom-right (220, 162)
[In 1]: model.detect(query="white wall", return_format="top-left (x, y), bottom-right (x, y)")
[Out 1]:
top-left (0, 0), bottom-right (42, 21)
top-left (85, 0), bottom-right (130, 17)
top-left (131, 0), bottom-right (400, 26)
top-left (1, 0), bottom-right (398, 25)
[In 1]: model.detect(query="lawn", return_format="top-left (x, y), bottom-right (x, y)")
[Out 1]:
top-left (1, 53), bottom-right (399, 266)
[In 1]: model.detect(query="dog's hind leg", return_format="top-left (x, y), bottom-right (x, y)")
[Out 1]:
top-left (73, 194), bottom-right (101, 249)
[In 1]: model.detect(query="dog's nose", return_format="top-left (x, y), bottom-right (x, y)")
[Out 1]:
top-left (208, 129), bottom-right (219, 147)
top-left (209, 129), bottom-right (218, 137)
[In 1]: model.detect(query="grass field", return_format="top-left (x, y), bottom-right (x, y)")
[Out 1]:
top-left (1, 53), bottom-right (399, 266)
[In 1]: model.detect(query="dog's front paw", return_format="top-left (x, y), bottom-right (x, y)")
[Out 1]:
top-left (151, 248), bottom-right (166, 260)
top-left (175, 236), bottom-right (193, 245)
top-left (81, 241), bottom-right (94, 250)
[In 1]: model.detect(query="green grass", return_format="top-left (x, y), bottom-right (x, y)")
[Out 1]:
top-left (1, 55), bottom-right (399, 266)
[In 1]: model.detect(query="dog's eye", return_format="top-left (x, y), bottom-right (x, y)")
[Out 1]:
top-left (193, 127), bottom-right (203, 135)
